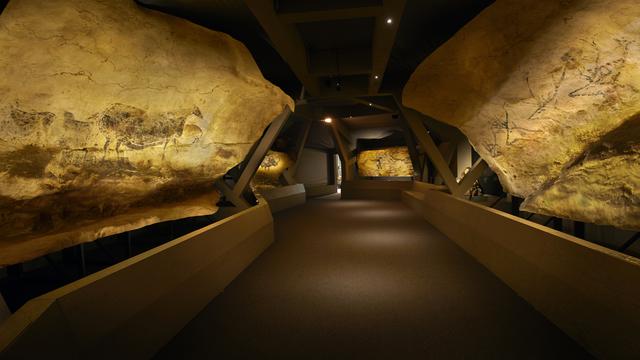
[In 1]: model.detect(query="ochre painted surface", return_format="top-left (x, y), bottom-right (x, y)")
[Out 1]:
top-left (0, 0), bottom-right (293, 265)
top-left (252, 151), bottom-right (293, 190)
top-left (403, 0), bottom-right (640, 229)
top-left (357, 146), bottom-right (413, 177)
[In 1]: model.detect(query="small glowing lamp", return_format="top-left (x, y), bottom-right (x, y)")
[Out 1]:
top-left (323, 117), bottom-right (333, 124)
top-left (386, 17), bottom-right (393, 25)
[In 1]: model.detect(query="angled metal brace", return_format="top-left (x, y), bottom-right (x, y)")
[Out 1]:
top-left (216, 106), bottom-right (292, 208)
top-left (619, 232), bottom-right (640, 252)
top-left (457, 158), bottom-right (489, 195)
top-left (281, 116), bottom-right (313, 185)
top-left (330, 117), bottom-right (356, 181)
top-left (393, 96), bottom-right (488, 197)
top-left (399, 106), bottom-right (461, 196)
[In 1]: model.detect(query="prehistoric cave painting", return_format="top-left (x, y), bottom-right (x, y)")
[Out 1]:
top-left (94, 103), bottom-right (203, 160)
top-left (568, 38), bottom-right (639, 106)
top-left (260, 153), bottom-right (280, 170)
top-left (2, 103), bottom-right (205, 175)
top-left (485, 37), bottom-right (638, 158)
top-left (357, 147), bottom-right (413, 177)
top-left (403, 0), bottom-right (640, 229)
top-left (0, 107), bottom-right (56, 143)
top-left (252, 151), bottom-right (293, 189)
top-left (0, 0), bottom-right (294, 266)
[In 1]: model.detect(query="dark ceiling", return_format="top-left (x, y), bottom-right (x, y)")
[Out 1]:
top-left (136, 0), bottom-right (493, 99)
top-left (383, 0), bottom-right (494, 92)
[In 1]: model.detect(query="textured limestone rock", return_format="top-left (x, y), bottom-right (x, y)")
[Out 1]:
top-left (522, 115), bottom-right (640, 228)
top-left (252, 151), bottom-right (293, 190)
top-left (357, 147), bottom-right (413, 177)
top-left (403, 0), bottom-right (640, 229)
top-left (0, 0), bottom-right (293, 265)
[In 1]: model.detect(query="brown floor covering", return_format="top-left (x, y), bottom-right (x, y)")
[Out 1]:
top-left (155, 195), bottom-right (592, 359)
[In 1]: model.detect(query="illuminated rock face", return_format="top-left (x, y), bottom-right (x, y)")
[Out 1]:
top-left (0, 0), bottom-right (293, 265)
top-left (357, 147), bottom-right (413, 177)
top-left (522, 115), bottom-right (640, 229)
top-left (403, 0), bottom-right (640, 229)
top-left (252, 151), bottom-right (293, 189)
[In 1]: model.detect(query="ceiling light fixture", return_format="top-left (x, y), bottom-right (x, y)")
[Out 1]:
top-left (386, 17), bottom-right (393, 25)
top-left (323, 117), bottom-right (333, 124)
top-left (374, 75), bottom-right (379, 80)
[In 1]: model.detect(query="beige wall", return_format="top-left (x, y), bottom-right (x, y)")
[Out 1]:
top-left (404, 189), bottom-right (640, 359)
top-left (259, 184), bottom-right (306, 213)
top-left (296, 148), bottom-right (329, 185)
top-left (342, 180), bottom-right (413, 200)
top-left (305, 184), bottom-right (338, 198)
top-left (0, 201), bottom-right (274, 359)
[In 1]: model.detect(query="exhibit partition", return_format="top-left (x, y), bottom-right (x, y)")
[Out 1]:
top-left (0, 200), bottom-right (274, 359)
top-left (403, 189), bottom-right (640, 359)
top-left (341, 180), bottom-right (413, 200)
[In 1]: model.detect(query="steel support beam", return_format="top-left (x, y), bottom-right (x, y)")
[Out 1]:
top-left (215, 178), bottom-right (250, 210)
top-left (620, 232), bottom-right (640, 252)
top-left (245, 0), bottom-right (321, 95)
top-left (400, 107), bottom-right (461, 196)
top-left (457, 158), bottom-right (489, 195)
top-left (281, 116), bottom-right (313, 185)
top-left (391, 94), bottom-right (488, 195)
top-left (290, 117), bottom-right (313, 176)
top-left (233, 108), bottom-right (292, 197)
top-left (433, 142), bottom-right (455, 185)
top-left (330, 118), bottom-right (355, 181)
top-left (216, 107), bottom-right (292, 208)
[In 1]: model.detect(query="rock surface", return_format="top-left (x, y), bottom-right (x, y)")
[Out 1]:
top-left (252, 150), bottom-right (293, 189)
top-left (0, 0), bottom-right (293, 265)
top-left (357, 147), bottom-right (413, 177)
top-left (403, 0), bottom-right (640, 229)
top-left (522, 114), bottom-right (640, 228)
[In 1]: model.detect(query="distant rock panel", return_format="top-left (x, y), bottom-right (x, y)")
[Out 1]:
top-left (357, 146), bottom-right (413, 177)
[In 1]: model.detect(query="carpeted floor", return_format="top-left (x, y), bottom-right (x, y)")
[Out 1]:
top-left (155, 196), bottom-right (592, 359)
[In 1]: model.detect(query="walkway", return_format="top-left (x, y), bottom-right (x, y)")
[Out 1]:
top-left (155, 196), bottom-right (590, 359)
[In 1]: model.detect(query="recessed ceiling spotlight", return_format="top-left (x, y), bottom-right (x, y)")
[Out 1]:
top-left (323, 117), bottom-right (333, 123)
top-left (386, 17), bottom-right (393, 25)
top-left (374, 75), bottom-right (379, 80)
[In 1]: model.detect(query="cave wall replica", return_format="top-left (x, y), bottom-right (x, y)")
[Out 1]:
top-left (252, 150), bottom-right (293, 190)
top-left (0, 0), bottom-right (293, 265)
top-left (357, 146), bottom-right (414, 177)
top-left (403, 0), bottom-right (640, 230)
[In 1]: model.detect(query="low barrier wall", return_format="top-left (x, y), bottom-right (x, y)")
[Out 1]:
top-left (404, 190), bottom-right (640, 359)
top-left (0, 201), bottom-right (274, 359)
top-left (342, 180), bottom-right (413, 200)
